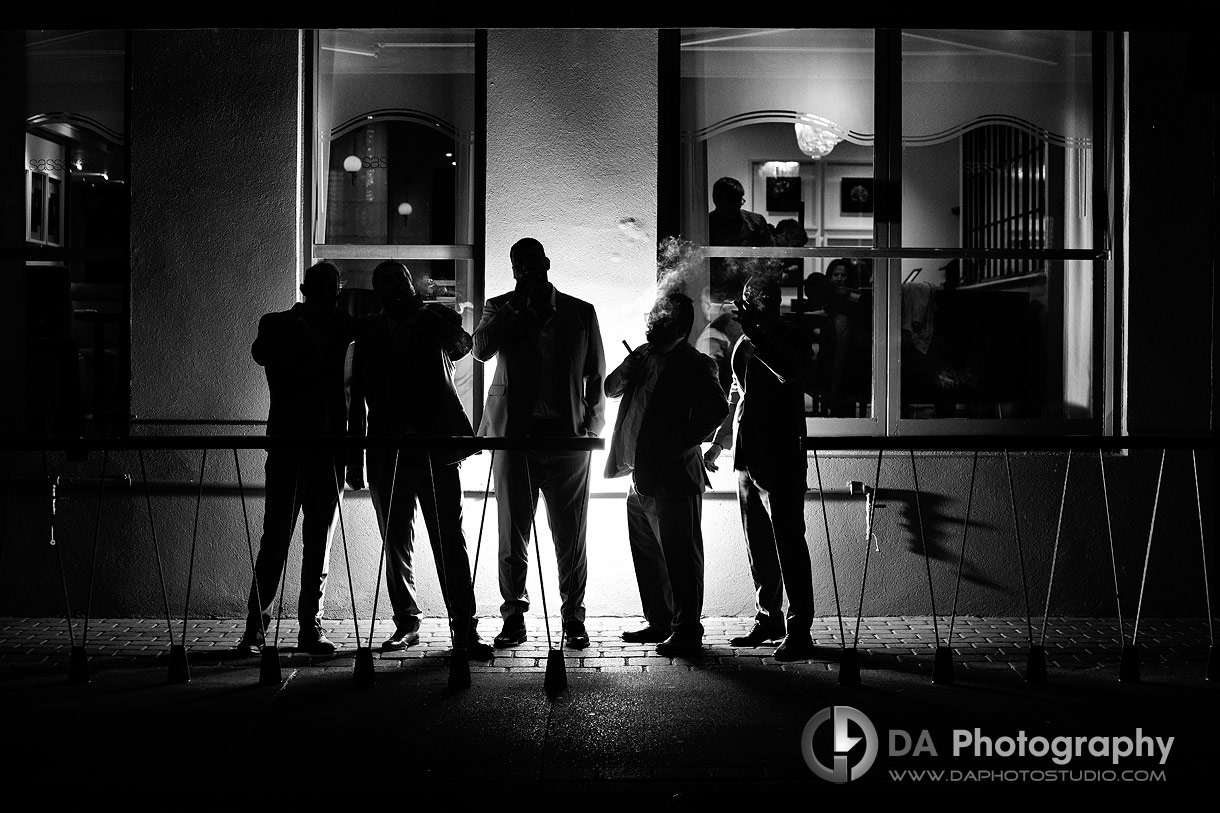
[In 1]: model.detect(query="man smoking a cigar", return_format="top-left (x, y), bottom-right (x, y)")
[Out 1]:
top-left (603, 291), bottom-right (729, 655)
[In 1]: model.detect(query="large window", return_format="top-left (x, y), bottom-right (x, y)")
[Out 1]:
top-left (670, 28), bottom-right (1110, 437)
top-left (312, 29), bottom-right (482, 419)
top-left (12, 29), bottom-right (130, 437)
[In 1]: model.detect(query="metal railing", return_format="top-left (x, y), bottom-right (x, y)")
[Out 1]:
top-left (0, 431), bottom-right (1213, 691)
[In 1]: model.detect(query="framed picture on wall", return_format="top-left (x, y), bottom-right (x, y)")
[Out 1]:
top-left (765, 176), bottom-right (801, 212)
top-left (822, 162), bottom-right (873, 231)
top-left (840, 177), bottom-right (874, 213)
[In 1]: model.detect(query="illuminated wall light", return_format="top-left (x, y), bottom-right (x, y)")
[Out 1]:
top-left (758, 160), bottom-right (800, 178)
top-left (343, 154), bottom-right (362, 185)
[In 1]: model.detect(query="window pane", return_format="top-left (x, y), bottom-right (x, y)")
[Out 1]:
top-left (901, 30), bottom-right (1094, 251)
top-left (678, 29), bottom-right (877, 425)
top-left (800, 256), bottom-right (875, 418)
top-left (316, 29), bottom-right (478, 418)
top-left (22, 29), bottom-right (129, 436)
top-left (336, 257), bottom-right (478, 418)
top-left (681, 28), bottom-right (875, 247)
top-left (324, 119), bottom-right (458, 245)
top-left (897, 259), bottom-right (1093, 421)
top-left (315, 29), bottom-right (475, 247)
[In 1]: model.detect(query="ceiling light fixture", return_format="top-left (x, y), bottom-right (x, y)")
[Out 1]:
top-left (794, 114), bottom-right (845, 160)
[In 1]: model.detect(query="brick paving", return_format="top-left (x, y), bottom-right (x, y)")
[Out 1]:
top-left (0, 615), bottom-right (1213, 675)
top-left (1, 614), bottom-right (1216, 804)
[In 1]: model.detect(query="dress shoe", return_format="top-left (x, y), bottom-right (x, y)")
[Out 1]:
top-left (493, 623), bottom-right (528, 647)
top-left (729, 621), bottom-right (786, 647)
top-left (380, 627), bottom-right (420, 651)
top-left (621, 626), bottom-right (669, 644)
top-left (466, 639), bottom-right (495, 661)
top-left (774, 633), bottom-right (818, 662)
top-left (296, 634), bottom-right (337, 656)
top-left (656, 632), bottom-right (703, 657)
top-left (235, 631), bottom-right (263, 657)
top-left (563, 621), bottom-right (590, 649)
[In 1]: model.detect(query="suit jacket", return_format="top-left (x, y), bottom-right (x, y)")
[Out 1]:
top-left (709, 208), bottom-right (774, 248)
top-left (472, 286), bottom-right (606, 438)
top-left (347, 303), bottom-right (476, 472)
top-left (603, 342), bottom-right (729, 497)
top-left (730, 317), bottom-right (811, 492)
top-left (252, 303), bottom-right (367, 437)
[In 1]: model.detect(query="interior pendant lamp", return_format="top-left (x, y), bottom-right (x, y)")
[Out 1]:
top-left (794, 114), bottom-right (845, 159)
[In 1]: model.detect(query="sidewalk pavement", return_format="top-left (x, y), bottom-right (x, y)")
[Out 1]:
top-left (0, 615), bottom-right (1215, 807)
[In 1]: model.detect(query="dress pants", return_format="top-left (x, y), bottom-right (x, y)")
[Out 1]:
top-left (737, 468), bottom-right (814, 634)
top-left (626, 484), bottom-right (705, 639)
top-left (368, 449), bottom-right (478, 641)
top-left (246, 447), bottom-right (343, 640)
top-left (493, 448), bottom-right (591, 627)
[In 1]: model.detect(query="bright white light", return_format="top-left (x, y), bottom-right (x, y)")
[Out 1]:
top-left (758, 160), bottom-right (800, 178)
top-left (794, 115), bottom-right (845, 159)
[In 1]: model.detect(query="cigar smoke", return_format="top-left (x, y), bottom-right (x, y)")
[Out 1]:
top-left (656, 236), bottom-right (705, 299)
top-left (655, 235), bottom-right (784, 303)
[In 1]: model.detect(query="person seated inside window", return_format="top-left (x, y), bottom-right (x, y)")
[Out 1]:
top-left (707, 176), bottom-right (774, 305)
top-left (803, 259), bottom-right (869, 417)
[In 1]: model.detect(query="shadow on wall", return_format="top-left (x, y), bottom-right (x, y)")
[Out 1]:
top-left (884, 487), bottom-right (1006, 594)
top-left (805, 486), bottom-right (1007, 597)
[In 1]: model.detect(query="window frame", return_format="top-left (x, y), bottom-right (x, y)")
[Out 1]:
top-left (304, 28), bottom-right (488, 427)
top-left (664, 28), bottom-right (1117, 439)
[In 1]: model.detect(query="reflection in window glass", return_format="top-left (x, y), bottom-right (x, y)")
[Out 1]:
top-left (961, 123), bottom-right (1051, 281)
top-left (324, 120), bottom-right (457, 246)
top-left (22, 29), bottom-right (129, 436)
top-left (679, 29), bottom-right (876, 424)
top-left (314, 28), bottom-right (474, 249)
top-left (314, 29), bottom-right (478, 417)
top-left (801, 257), bottom-right (873, 418)
top-left (901, 29), bottom-right (1093, 252)
top-left (899, 260), bottom-right (1091, 422)
top-left (669, 27), bottom-right (1105, 434)
top-left (335, 257), bottom-right (477, 418)
top-left (896, 31), bottom-right (1096, 424)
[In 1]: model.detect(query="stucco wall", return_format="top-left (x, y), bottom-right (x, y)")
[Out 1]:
top-left (0, 29), bottom-right (1212, 627)
top-left (130, 29), bottom-right (299, 427)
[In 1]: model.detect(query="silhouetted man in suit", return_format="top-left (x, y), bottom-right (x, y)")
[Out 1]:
top-left (705, 275), bottom-right (817, 661)
top-left (238, 261), bottom-right (362, 656)
top-left (604, 292), bottom-right (729, 656)
top-left (346, 261), bottom-right (493, 661)
top-left (472, 238), bottom-right (606, 649)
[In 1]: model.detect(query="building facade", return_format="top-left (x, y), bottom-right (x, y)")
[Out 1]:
top-left (0, 26), bottom-right (1213, 624)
